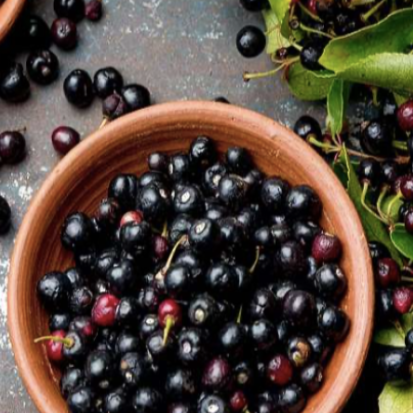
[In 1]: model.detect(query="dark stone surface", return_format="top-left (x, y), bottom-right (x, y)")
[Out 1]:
top-left (0, 0), bottom-right (323, 411)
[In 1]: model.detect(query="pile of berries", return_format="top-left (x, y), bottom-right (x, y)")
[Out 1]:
top-left (37, 137), bottom-right (350, 413)
top-left (0, 0), bottom-right (103, 103)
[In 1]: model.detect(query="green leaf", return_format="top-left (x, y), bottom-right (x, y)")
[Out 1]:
top-left (262, 8), bottom-right (290, 54)
top-left (382, 195), bottom-right (403, 222)
top-left (390, 223), bottom-right (413, 261)
top-left (332, 160), bottom-right (348, 187)
top-left (402, 313), bottom-right (413, 333)
top-left (326, 80), bottom-right (351, 137)
top-left (336, 53), bottom-right (413, 95)
top-left (379, 381), bottom-right (413, 413)
top-left (394, 92), bottom-right (410, 106)
top-left (286, 62), bottom-right (334, 101)
top-left (374, 327), bottom-right (405, 348)
top-left (280, 10), bottom-right (304, 44)
top-left (269, 0), bottom-right (290, 22)
top-left (339, 146), bottom-right (403, 266)
top-left (319, 9), bottom-right (413, 72)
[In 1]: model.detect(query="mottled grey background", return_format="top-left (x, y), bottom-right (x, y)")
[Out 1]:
top-left (0, 0), bottom-right (324, 411)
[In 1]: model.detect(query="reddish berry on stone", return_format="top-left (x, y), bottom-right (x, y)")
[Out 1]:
top-left (153, 235), bottom-right (169, 262)
top-left (397, 100), bottom-right (413, 132)
top-left (311, 233), bottom-right (342, 263)
top-left (376, 258), bottom-right (400, 288)
top-left (400, 175), bottom-right (413, 200)
top-left (120, 210), bottom-right (144, 227)
top-left (267, 354), bottom-right (293, 386)
top-left (52, 126), bottom-right (80, 155)
top-left (158, 299), bottom-right (182, 344)
top-left (405, 211), bottom-right (413, 234)
top-left (229, 391), bottom-right (248, 412)
top-left (202, 357), bottom-right (232, 391)
top-left (91, 294), bottom-right (120, 326)
top-left (45, 330), bottom-right (66, 363)
top-left (85, 0), bottom-right (103, 21)
top-left (393, 287), bottom-right (413, 314)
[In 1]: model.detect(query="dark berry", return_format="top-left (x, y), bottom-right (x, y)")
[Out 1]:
top-left (173, 185), bottom-right (204, 216)
top-left (202, 357), bottom-right (231, 391)
top-left (165, 368), bottom-right (197, 399)
top-left (52, 126), bottom-right (80, 155)
top-left (300, 363), bottom-right (324, 394)
top-left (369, 241), bottom-right (390, 264)
top-left (50, 313), bottom-right (71, 331)
top-left (190, 136), bottom-right (216, 168)
top-left (120, 221), bottom-right (152, 256)
top-left (318, 306), bottom-right (350, 343)
top-left (119, 352), bottom-right (145, 389)
top-left (94, 67), bottom-right (123, 99)
top-left (278, 384), bottom-right (307, 413)
top-left (294, 116), bottom-right (322, 142)
top-left (121, 84), bottom-right (151, 111)
top-left (0, 63), bottom-right (30, 103)
top-left (276, 240), bottom-right (308, 277)
top-left (240, 0), bottom-right (268, 11)
top-left (199, 395), bottom-right (229, 413)
top-left (67, 386), bottom-right (95, 413)
top-left (361, 120), bottom-right (392, 156)
top-left (401, 175), bottom-right (413, 200)
top-left (250, 319), bottom-right (277, 351)
top-left (69, 316), bottom-right (96, 341)
top-left (70, 286), bottom-right (94, 315)
top-left (204, 163), bottom-right (227, 195)
top-left (51, 18), bottom-right (78, 50)
top-left (236, 26), bottom-right (266, 58)
top-left (225, 147), bottom-right (252, 176)
top-left (14, 15), bottom-right (52, 51)
top-left (188, 294), bottom-right (218, 327)
top-left (177, 327), bottom-right (206, 365)
top-left (116, 331), bottom-right (140, 356)
top-left (148, 152), bottom-right (168, 173)
top-left (85, 0), bottom-right (103, 21)
top-left (164, 265), bottom-right (192, 298)
top-left (381, 161), bottom-right (400, 185)
top-left (37, 271), bottom-right (71, 311)
top-left (314, 264), bottom-right (347, 301)
top-left (0, 196), bottom-right (11, 234)
top-left (357, 158), bottom-right (381, 186)
top-left (102, 93), bottom-right (129, 121)
top-left (286, 185), bottom-right (322, 220)
top-left (104, 388), bottom-right (127, 413)
top-left (405, 210), bottom-right (413, 233)
top-left (205, 262), bottom-right (238, 297)
top-left (189, 218), bottom-right (221, 254)
top-left (138, 184), bottom-right (170, 224)
top-left (54, 0), bottom-right (85, 22)
top-left (0, 131), bottom-right (26, 164)
top-left (398, 100), bottom-right (413, 131)
top-left (61, 212), bottom-right (94, 252)
top-left (300, 42), bottom-right (323, 71)
top-left (283, 290), bottom-right (316, 329)
top-left (86, 350), bottom-right (115, 390)
top-left (106, 259), bottom-right (137, 294)
top-left (248, 288), bottom-right (276, 320)
top-left (218, 322), bottom-right (247, 357)
top-left (139, 314), bottom-right (159, 340)
top-left (377, 349), bottom-right (412, 381)
top-left (287, 336), bottom-right (312, 368)
top-left (218, 174), bottom-right (249, 211)
top-left (62, 330), bottom-right (88, 362)
top-left (61, 367), bottom-right (85, 398)
top-left (26, 50), bottom-right (59, 85)
top-left (92, 294), bottom-right (120, 326)
top-left (267, 354), bottom-right (293, 386)
top-left (261, 177), bottom-right (290, 213)
top-left (108, 174), bottom-right (139, 211)
top-left (64, 69), bottom-right (94, 107)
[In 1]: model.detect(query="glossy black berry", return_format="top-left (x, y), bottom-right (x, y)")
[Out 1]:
top-left (377, 349), bottom-right (412, 382)
top-left (64, 69), bottom-right (93, 108)
top-left (276, 240), bottom-right (308, 277)
top-left (300, 42), bottom-right (324, 71)
top-left (0, 63), bottom-right (30, 103)
top-left (357, 158), bottom-right (381, 186)
top-left (93, 67), bottom-right (123, 99)
top-left (54, 0), bottom-right (85, 22)
top-left (190, 136), bottom-right (216, 169)
top-left (177, 327), bottom-right (206, 365)
top-left (202, 357), bottom-right (231, 391)
top-left (314, 264), bottom-right (347, 302)
top-left (283, 290), bottom-right (316, 329)
top-left (116, 331), bottom-right (140, 356)
top-left (318, 305), bottom-right (350, 343)
top-left (108, 174), bottom-right (138, 211)
top-left (261, 177), bottom-right (290, 213)
top-left (38, 271), bottom-right (72, 311)
top-left (165, 368), bottom-right (197, 400)
top-left (285, 185), bottom-right (322, 220)
top-left (249, 319), bottom-right (277, 351)
top-left (287, 336), bottom-right (312, 369)
top-left (120, 221), bottom-right (152, 256)
top-left (104, 388), bottom-right (127, 413)
top-left (173, 185), bottom-right (204, 216)
top-left (70, 286), bottom-right (94, 315)
top-left (369, 241), bottom-right (390, 264)
top-left (205, 262), bottom-right (238, 297)
top-left (61, 212), bottom-right (94, 252)
top-left (278, 384), bottom-right (307, 413)
top-left (361, 120), bottom-right (392, 156)
top-left (188, 294), bottom-right (218, 327)
top-left (0, 131), bottom-right (26, 164)
top-left (225, 147), bottom-right (252, 176)
top-left (294, 116), bottom-right (322, 142)
top-left (102, 93), bottom-right (129, 120)
top-left (240, 0), bottom-right (268, 11)
top-left (61, 367), bottom-right (85, 398)
top-left (67, 386), bottom-right (94, 413)
top-left (52, 126), bottom-right (80, 155)
top-left (51, 18), bottom-right (78, 50)
top-left (119, 352), bottom-right (145, 389)
top-left (381, 161), bottom-right (400, 185)
top-left (139, 314), bottom-right (159, 340)
top-left (63, 331), bottom-right (88, 362)
top-left (204, 163), bottom-right (227, 195)
top-left (14, 14), bottom-right (52, 51)
top-left (106, 259), bottom-right (137, 294)
top-left (121, 84), bottom-right (151, 111)
top-left (236, 26), bottom-right (266, 58)
top-left (0, 195), bottom-right (11, 234)
top-left (138, 184), bottom-right (170, 224)
top-left (50, 313), bottom-right (71, 331)
top-left (248, 288), bottom-right (276, 320)
top-left (199, 395), bottom-right (229, 413)
top-left (148, 152), bottom-right (168, 173)
top-left (165, 264), bottom-right (192, 298)
top-left (26, 50), bottom-right (59, 85)
top-left (218, 322), bottom-right (247, 357)
top-left (218, 174), bottom-right (248, 211)
top-left (189, 218), bottom-right (221, 254)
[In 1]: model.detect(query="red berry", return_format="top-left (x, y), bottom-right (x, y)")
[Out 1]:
top-left (120, 210), bottom-right (144, 227)
top-left (85, 0), bottom-right (103, 21)
top-left (376, 258), bottom-right (400, 288)
top-left (91, 294), bottom-right (120, 326)
top-left (393, 287), bottom-right (413, 314)
top-left (0, 131), bottom-right (26, 164)
top-left (69, 316), bottom-right (97, 340)
top-left (158, 299), bottom-right (182, 327)
top-left (307, 0), bottom-right (317, 14)
top-left (400, 175), bottom-right (413, 200)
top-left (52, 126), bottom-right (80, 155)
top-left (267, 354), bottom-right (293, 386)
top-left (46, 330), bottom-right (66, 363)
top-left (405, 211), bottom-right (413, 234)
top-left (397, 100), bottom-right (413, 132)
top-left (229, 391), bottom-right (248, 412)
top-left (311, 233), bottom-right (342, 263)
top-left (152, 235), bottom-right (169, 261)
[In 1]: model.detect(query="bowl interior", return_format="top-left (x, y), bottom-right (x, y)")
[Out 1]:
top-left (8, 102), bottom-right (373, 413)
top-left (0, 0), bottom-right (25, 42)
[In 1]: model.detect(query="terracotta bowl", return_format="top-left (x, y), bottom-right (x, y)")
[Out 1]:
top-left (8, 101), bottom-right (374, 413)
top-left (0, 0), bottom-right (25, 43)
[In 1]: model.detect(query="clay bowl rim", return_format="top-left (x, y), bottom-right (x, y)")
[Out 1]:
top-left (0, 0), bottom-right (25, 42)
top-left (8, 101), bottom-right (374, 413)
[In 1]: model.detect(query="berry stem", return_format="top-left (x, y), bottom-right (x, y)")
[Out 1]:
top-left (401, 276), bottom-right (413, 283)
top-left (377, 186), bottom-right (390, 223)
top-left (392, 320), bottom-right (406, 340)
top-left (99, 118), bottom-right (109, 129)
top-left (307, 137), bottom-right (337, 152)
top-left (386, 192), bottom-right (403, 223)
top-left (299, 23), bottom-right (334, 39)
top-left (243, 64), bottom-right (287, 81)
top-left (162, 316), bottom-right (175, 345)
top-left (156, 235), bottom-right (187, 279)
top-left (361, 0), bottom-right (388, 21)
top-left (392, 141), bottom-right (408, 151)
top-left (237, 306), bottom-right (243, 324)
top-left (249, 246), bottom-right (261, 274)
top-left (34, 335), bottom-right (74, 348)
top-left (161, 221), bottom-right (168, 238)
top-left (361, 182), bottom-right (388, 224)
top-left (297, 2), bottom-right (323, 22)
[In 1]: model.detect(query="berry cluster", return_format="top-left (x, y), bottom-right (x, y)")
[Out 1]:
top-left (0, 0), bottom-right (103, 103)
top-left (37, 137), bottom-right (350, 413)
